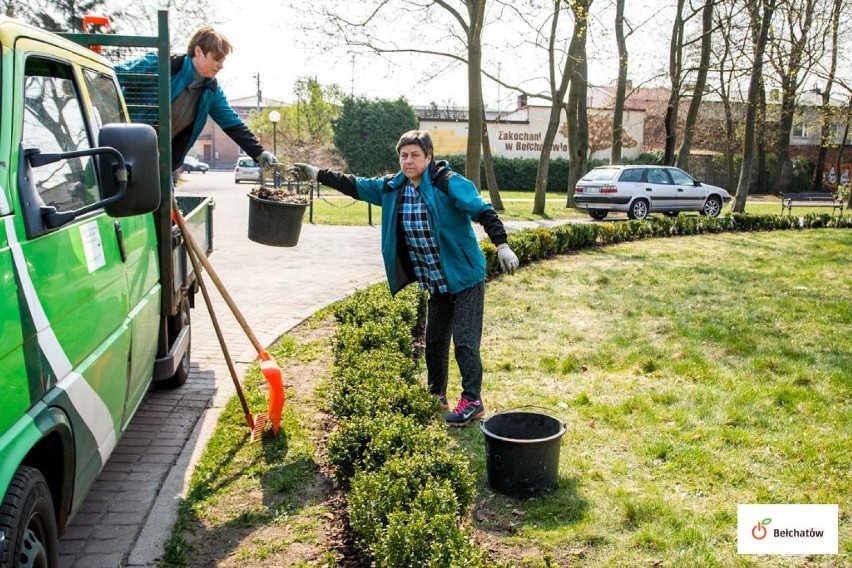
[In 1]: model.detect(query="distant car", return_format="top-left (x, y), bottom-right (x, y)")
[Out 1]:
top-left (573, 165), bottom-right (732, 220)
top-left (234, 157), bottom-right (261, 184)
top-left (182, 155), bottom-right (209, 173)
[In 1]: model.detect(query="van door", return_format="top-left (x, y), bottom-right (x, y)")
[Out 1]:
top-left (13, 47), bottom-right (131, 506)
top-left (80, 66), bottom-right (161, 423)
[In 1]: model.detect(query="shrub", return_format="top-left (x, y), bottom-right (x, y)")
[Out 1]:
top-left (329, 373), bottom-right (436, 423)
top-left (372, 508), bottom-right (489, 568)
top-left (349, 464), bottom-right (460, 545)
top-left (326, 413), bottom-right (448, 484)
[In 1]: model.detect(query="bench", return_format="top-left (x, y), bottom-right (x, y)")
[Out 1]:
top-left (779, 192), bottom-right (844, 215)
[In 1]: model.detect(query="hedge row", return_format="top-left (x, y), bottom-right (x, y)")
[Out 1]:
top-left (325, 212), bottom-right (851, 567)
top-left (326, 286), bottom-right (489, 567)
top-left (481, 213), bottom-right (852, 276)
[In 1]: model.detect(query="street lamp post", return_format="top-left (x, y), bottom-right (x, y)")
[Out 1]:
top-left (268, 110), bottom-right (280, 159)
top-left (268, 110), bottom-right (281, 188)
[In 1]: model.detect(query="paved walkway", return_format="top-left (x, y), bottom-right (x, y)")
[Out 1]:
top-left (58, 172), bottom-right (388, 568)
top-left (57, 171), bottom-right (566, 567)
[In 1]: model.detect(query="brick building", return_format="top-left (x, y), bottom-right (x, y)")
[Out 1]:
top-left (186, 95), bottom-right (284, 169)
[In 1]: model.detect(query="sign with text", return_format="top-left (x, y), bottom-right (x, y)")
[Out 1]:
top-left (737, 504), bottom-right (838, 555)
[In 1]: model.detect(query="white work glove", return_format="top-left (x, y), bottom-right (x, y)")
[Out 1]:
top-left (289, 163), bottom-right (319, 182)
top-left (496, 243), bottom-right (519, 274)
top-left (257, 151), bottom-right (278, 169)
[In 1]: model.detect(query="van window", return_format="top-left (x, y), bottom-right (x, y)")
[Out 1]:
top-left (23, 58), bottom-right (101, 213)
top-left (83, 69), bottom-right (125, 129)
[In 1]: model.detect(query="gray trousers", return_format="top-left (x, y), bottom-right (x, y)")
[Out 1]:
top-left (425, 281), bottom-right (485, 402)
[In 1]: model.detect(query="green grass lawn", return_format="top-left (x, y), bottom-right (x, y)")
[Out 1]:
top-left (454, 229), bottom-right (851, 566)
top-left (307, 189), bottom-right (842, 225)
top-left (166, 229), bottom-right (850, 567)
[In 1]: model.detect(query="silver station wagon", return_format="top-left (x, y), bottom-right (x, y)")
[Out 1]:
top-left (574, 165), bottom-right (732, 220)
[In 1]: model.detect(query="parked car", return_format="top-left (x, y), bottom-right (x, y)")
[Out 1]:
top-left (182, 155), bottom-right (209, 173)
top-left (574, 165), bottom-right (732, 220)
top-left (234, 157), bottom-right (261, 183)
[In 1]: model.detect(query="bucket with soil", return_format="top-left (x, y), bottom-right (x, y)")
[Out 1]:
top-left (480, 409), bottom-right (566, 498)
top-left (248, 167), bottom-right (311, 247)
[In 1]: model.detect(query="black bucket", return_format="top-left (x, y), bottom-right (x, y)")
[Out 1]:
top-left (480, 410), bottom-right (566, 498)
top-left (247, 194), bottom-right (307, 247)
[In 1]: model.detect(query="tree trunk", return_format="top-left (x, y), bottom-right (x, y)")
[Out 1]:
top-left (465, 0), bottom-right (485, 189)
top-left (534, 3), bottom-right (567, 214)
top-left (664, 0), bottom-right (686, 166)
top-left (812, 0), bottom-right (842, 192)
top-left (481, 104), bottom-right (503, 210)
top-left (771, 77), bottom-right (798, 194)
top-left (733, 0), bottom-right (776, 212)
top-left (756, 84), bottom-right (768, 194)
top-left (611, 0), bottom-right (628, 165)
top-left (769, 0), bottom-right (817, 194)
top-left (675, 0), bottom-right (713, 171)
top-left (567, 51), bottom-right (590, 202)
top-left (838, 98), bottom-right (852, 209)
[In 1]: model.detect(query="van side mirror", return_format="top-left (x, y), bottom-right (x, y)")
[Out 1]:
top-left (98, 123), bottom-right (160, 217)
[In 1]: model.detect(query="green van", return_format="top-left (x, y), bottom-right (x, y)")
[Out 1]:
top-left (0, 14), bottom-right (210, 566)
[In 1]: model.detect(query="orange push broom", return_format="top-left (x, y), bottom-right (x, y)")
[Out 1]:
top-left (172, 199), bottom-right (285, 439)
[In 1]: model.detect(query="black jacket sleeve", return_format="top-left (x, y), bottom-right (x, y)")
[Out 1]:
top-left (222, 124), bottom-right (264, 159)
top-left (317, 169), bottom-right (359, 199)
top-left (476, 209), bottom-right (508, 246)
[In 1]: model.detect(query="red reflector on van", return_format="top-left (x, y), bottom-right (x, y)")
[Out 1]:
top-left (574, 187), bottom-right (584, 193)
top-left (600, 185), bottom-right (618, 193)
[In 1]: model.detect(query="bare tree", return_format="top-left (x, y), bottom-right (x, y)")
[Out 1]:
top-left (766, 0), bottom-right (819, 194)
top-left (732, 0), bottom-right (776, 213)
top-left (611, 0), bottom-right (628, 165)
top-left (810, 0), bottom-right (845, 191)
top-left (313, 1), bottom-right (493, 189)
top-left (526, 0), bottom-right (589, 214)
top-left (565, 14), bottom-right (590, 204)
top-left (109, 0), bottom-right (218, 49)
top-left (664, 0), bottom-right (687, 165)
top-left (675, 0), bottom-right (714, 170)
top-left (706, 0), bottom-right (751, 191)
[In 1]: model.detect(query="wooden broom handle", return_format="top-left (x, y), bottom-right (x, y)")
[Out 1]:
top-left (172, 199), bottom-right (265, 355)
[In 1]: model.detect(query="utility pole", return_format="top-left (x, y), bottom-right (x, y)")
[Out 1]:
top-left (253, 73), bottom-right (261, 112)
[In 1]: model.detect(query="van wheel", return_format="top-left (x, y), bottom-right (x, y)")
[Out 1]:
top-left (588, 209), bottom-right (608, 220)
top-left (160, 298), bottom-right (191, 389)
top-left (0, 466), bottom-right (59, 568)
top-left (627, 199), bottom-right (649, 220)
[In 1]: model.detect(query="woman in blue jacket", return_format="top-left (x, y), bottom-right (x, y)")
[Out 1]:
top-left (290, 130), bottom-right (519, 426)
top-left (118, 27), bottom-right (276, 172)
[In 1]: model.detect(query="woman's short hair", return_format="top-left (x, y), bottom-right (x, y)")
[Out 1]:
top-left (396, 130), bottom-right (434, 159)
top-left (187, 27), bottom-right (233, 60)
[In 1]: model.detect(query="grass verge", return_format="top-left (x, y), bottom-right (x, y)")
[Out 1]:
top-left (462, 229), bottom-right (851, 566)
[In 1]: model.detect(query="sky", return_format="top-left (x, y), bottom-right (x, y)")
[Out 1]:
top-left (209, 0), bottom-right (673, 111)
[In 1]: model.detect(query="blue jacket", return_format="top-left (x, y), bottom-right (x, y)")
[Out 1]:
top-left (318, 162), bottom-right (507, 294)
top-left (116, 54), bottom-right (263, 169)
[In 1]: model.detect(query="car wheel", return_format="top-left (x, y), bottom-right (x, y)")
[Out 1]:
top-left (663, 211), bottom-right (679, 217)
top-left (701, 196), bottom-right (723, 217)
top-left (159, 297), bottom-right (191, 389)
top-left (588, 209), bottom-right (608, 220)
top-left (0, 466), bottom-right (59, 568)
top-left (627, 199), bottom-right (649, 220)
